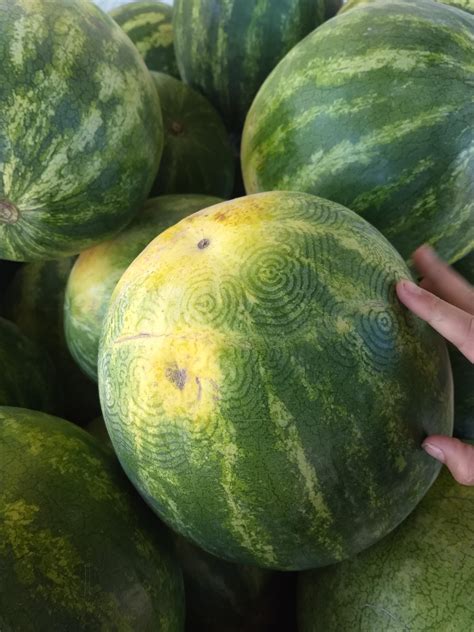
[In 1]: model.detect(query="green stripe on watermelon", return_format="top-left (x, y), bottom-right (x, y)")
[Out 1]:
top-left (1, 259), bottom-right (101, 424)
top-left (0, 406), bottom-right (184, 631)
top-left (298, 464), bottom-right (474, 630)
top-left (151, 72), bottom-right (235, 197)
top-left (110, 1), bottom-right (179, 76)
top-left (0, 0), bottom-right (163, 261)
top-left (65, 194), bottom-right (221, 382)
top-left (0, 317), bottom-right (60, 414)
top-left (450, 250), bottom-right (474, 439)
top-left (98, 191), bottom-right (453, 571)
top-left (173, 0), bottom-right (341, 131)
top-left (242, 0), bottom-right (474, 264)
top-left (340, 0), bottom-right (474, 14)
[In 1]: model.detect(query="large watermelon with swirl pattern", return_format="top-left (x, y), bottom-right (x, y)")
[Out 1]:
top-left (99, 191), bottom-right (453, 571)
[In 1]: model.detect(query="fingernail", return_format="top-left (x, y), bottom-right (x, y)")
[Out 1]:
top-left (399, 280), bottom-right (423, 295)
top-left (422, 442), bottom-right (445, 463)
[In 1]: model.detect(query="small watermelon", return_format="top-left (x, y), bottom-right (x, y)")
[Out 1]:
top-left (99, 191), bottom-right (453, 570)
top-left (65, 194), bottom-right (221, 381)
top-left (110, 1), bottom-right (179, 76)
top-left (298, 464), bottom-right (474, 630)
top-left (0, 407), bottom-right (184, 630)
top-left (151, 72), bottom-right (235, 197)
top-left (2, 259), bottom-right (101, 424)
top-left (242, 0), bottom-right (474, 263)
top-left (0, 317), bottom-right (59, 414)
top-left (0, 0), bottom-right (163, 261)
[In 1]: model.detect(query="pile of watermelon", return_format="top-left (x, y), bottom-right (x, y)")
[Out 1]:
top-left (0, 0), bottom-right (472, 629)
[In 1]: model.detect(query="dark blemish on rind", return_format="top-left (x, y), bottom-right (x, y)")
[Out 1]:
top-left (170, 120), bottom-right (184, 136)
top-left (166, 367), bottom-right (187, 390)
top-left (198, 238), bottom-right (210, 250)
top-left (0, 200), bottom-right (19, 224)
top-left (195, 377), bottom-right (202, 401)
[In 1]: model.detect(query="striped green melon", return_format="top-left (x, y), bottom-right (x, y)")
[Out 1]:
top-left (151, 72), bottom-right (235, 197)
top-left (173, 0), bottom-right (342, 131)
top-left (340, 0), bottom-right (474, 14)
top-left (242, 0), bottom-right (474, 264)
top-left (98, 191), bottom-right (453, 570)
top-left (65, 194), bottom-right (221, 382)
top-left (0, 407), bottom-right (184, 630)
top-left (298, 464), bottom-right (474, 631)
top-left (85, 414), bottom-right (296, 632)
top-left (2, 259), bottom-right (101, 424)
top-left (0, 0), bottom-right (163, 262)
top-left (451, 250), bottom-right (474, 439)
top-left (0, 317), bottom-right (59, 414)
top-left (110, 1), bottom-right (179, 76)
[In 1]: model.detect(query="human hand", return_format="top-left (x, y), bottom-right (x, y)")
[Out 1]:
top-left (396, 245), bottom-right (474, 486)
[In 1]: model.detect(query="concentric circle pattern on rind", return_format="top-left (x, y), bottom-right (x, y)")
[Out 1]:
top-left (0, 0), bottom-right (163, 261)
top-left (151, 72), bottom-right (235, 197)
top-left (297, 467), bottom-right (474, 630)
top-left (173, 0), bottom-right (334, 131)
top-left (110, 1), bottom-right (179, 76)
top-left (65, 194), bottom-right (221, 382)
top-left (0, 407), bottom-right (184, 631)
top-left (242, 0), bottom-right (474, 263)
top-left (99, 191), bottom-right (453, 570)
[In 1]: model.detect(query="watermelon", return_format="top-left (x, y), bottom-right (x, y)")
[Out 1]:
top-left (2, 259), bottom-right (101, 424)
top-left (173, 0), bottom-right (341, 131)
top-left (0, 317), bottom-right (59, 414)
top-left (340, 0), bottom-right (474, 14)
top-left (298, 463), bottom-right (474, 630)
top-left (98, 191), bottom-right (453, 570)
top-left (86, 414), bottom-right (295, 632)
top-left (0, 0), bottom-right (163, 262)
top-left (450, 251), bottom-right (474, 439)
top-left (0, 406), bottom-right (184, 630)
top-left (110, 1), bottom-right (179, 76)
top-left (95, 0), bottom-right (172, 10)
top-left (65, 194), bottom-right (221, 382)
top-left (151, 72), bottom-right (235, 197)
top-left (242, 0), bottom-right (474, 264)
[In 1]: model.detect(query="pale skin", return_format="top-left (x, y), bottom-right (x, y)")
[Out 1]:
top-left (396, 245), bottom-right (474, 486)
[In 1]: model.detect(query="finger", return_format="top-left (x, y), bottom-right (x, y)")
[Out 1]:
top-left (412, 245), bottom-right (474, 315)
top-left (422, 436), bottom-right (474, 486)
top-left (396, 280), bottom-right (474, 362)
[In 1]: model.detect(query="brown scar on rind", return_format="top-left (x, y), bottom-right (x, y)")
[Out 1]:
top-left (166, 367), bottom-right (187, 390)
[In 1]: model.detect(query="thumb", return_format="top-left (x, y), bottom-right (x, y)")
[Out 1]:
top-left (422, 436), bottom-right (474, 486)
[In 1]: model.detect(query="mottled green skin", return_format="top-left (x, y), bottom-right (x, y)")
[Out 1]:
top-left (65, 194), bottom-right (221, 381)
top-left (0, 407), bottom-right (184, 631)
top-left (242, 0), bottom-right (474, 264)
top-left (1, 259), bottom-right (101, 424)
top-left (176, 536), bottom-right (296, 632)
top-left (340, 0), bottom-right (474, 14)
top-left (298, 465), bottom-right (474, 631)
top-left (151, 72), bottom-right (235, 197)
top-left (99, 191), bottom-right (453, 570)
top-left (110, 1), bottom-right (179, 76)
top-left (173, 0), bottom-right (338, 131)
top-left (0, 317), bottom-right (59, 414)
top-left (451, 250), bottom-right (474, 439)
top-left (0, 0), bottom-right (163, 261)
